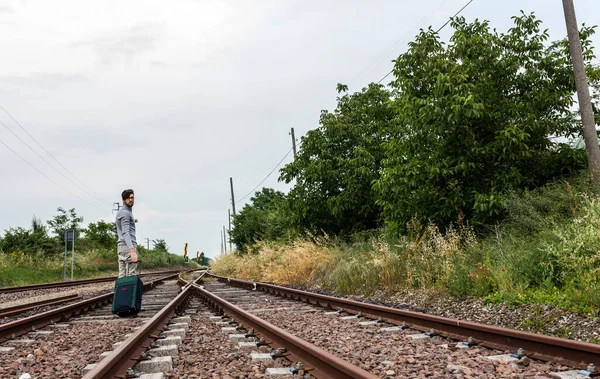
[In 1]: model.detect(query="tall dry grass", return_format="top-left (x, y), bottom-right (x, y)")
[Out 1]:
top-left (212, 225), bottom-right (478, 295)
top-left (211, 238), bottom-right (332, 287)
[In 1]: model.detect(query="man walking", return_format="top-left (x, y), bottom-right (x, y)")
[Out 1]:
top-left (116, 189), bottom-right (138, 278)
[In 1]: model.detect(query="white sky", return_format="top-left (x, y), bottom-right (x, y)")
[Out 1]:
top-left (0, 0), bottom-right (598, 259)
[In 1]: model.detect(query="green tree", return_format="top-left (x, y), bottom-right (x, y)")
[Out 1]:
top-left (83, 220), bottom-right (117, 250)
top-left (152, 239), bottom-right (169, 252)
top-left (0, 216), bottom-right (58, 255)
top-left (230, 188), bottom-right (288, 253)
top-left (375, 13), bottom-right (589, 232)
top-left (587, 64), bottom-right (600, 126)
top-left (280, 83), bottom-right (395, 236)
top-left (47, 207), bottom-right (84, 240)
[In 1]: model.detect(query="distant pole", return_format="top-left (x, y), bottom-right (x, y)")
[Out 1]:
top-left (562, 0), bottom-right (600, 191)
top-left (223, 225), bottom-right (227, 253)
top-left (71, 238), bottom-right (75, 280)
top-left (230, 177), bottom-right (237, 217)
top-left (63, 237), bottom-right (67, 281)
top-left (220, 230), bottom-right (224, 253)
top-left (228, 209), bottom-right (232, 252)
top-left (112, 202), bottom-right (121, 213)
top-left (290, 127), bottom-right (297, 159)
top-left (145, 238), bottom-right (150, 250)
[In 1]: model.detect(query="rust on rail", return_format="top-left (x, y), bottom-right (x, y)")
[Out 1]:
top-left (0, 273), bottom-right (180, 343)
top-left (82, 271), bottom-right (206, 379)
top-left (0, 269), bottom-right (187, 294)
top-left (208, 274), bottom-right (600, 369)
top-left (0, 294), bottom-right (80, 319)
top-left (194, 283), bottom-right (377, 379)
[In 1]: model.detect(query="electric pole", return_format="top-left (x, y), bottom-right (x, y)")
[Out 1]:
top-left (562, 0), bottom-right (600, 191)
top-left (223, 225), bottom-right (227, 253)
top-left (290, 127), bottom-right (297, 160)
top-left (112, 202), bottom-right (121, 213)
top-left (145, 238), bottom-right (150, 250)
top-left (230, 177), bottom-right (237, 217)
top-left (221, 229), bottom-right (226, 254)
top-left (220, 230), bottom-right (224, 254)
top-left (228, 209), bottom-right (232, 252)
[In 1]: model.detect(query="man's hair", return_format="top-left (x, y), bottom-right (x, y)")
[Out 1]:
top-left (121, 189), bottom-right (134, 200)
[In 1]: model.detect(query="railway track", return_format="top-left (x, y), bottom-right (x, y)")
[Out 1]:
top-left (0, 270), bottom-right (201, 378)
top-left (197, 274), bottom-right (600, 378)
top-left (0, 274), bottom-right (189, 328)
top-left (0, 295), bottom-right (80, 319)
top-left (2, 271), bottom-right (596, 378)
top-left (0, 270), bottom-right (185, 294)
top-left (205, 275), bottom-right (600, 368)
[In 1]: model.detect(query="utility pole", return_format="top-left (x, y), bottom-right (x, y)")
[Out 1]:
top-left (220, 230), bottom-right (224, 254)
top-left (229, 177), bottom-right (237, 217)
top-left (112, 202), bottom-right (121, 213)
top-left (223, 225), bottom-right (227, 253)
top-left (562, 0), bottom-right (600, 191)
top-left (145, 238), bottom-right (150, 250)
top-left (290, 127), bottom-right (297, 160)
top-left (228, 209), bottom-right (232, 252)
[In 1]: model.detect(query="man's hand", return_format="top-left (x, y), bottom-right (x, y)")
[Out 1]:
top-left (130, 248), bottom-right (138, 263)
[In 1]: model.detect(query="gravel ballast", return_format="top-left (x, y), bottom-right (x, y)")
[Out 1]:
top-left (199, 281), bottom-right (579, 378)
top-left (0, 319), bottom-right (141, 378)
top-left (165, 301), bottom-right (307, 378)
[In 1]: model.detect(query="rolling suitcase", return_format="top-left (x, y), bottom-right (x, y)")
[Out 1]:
top-left (112, 262), bottom-right (143, 317)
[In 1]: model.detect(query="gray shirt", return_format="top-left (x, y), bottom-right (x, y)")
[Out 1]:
top-left (116, 205), bottom-right (137, 248)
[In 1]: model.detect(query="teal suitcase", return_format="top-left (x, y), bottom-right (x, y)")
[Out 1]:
top-left (112, 274), bottom-right (143, 317)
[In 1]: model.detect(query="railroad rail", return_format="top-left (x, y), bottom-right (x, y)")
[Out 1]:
top-left (83, 271), bottom-right (378, 379)
top-left (82, 272), bottom-right (206, 379)
top-left (0, 272), bottom-right (180, 343)
top-left (0, 269), bottom-right (184, 294)
top-left (207, 274), bottom-right (600, 370)
top-left (0, 294), bottom-right (79, 319)
top-left (193, 282), bottom-right (378, 379)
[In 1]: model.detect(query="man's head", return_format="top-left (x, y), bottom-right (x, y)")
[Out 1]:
top-left (121, 189), bottom-right (135, 207)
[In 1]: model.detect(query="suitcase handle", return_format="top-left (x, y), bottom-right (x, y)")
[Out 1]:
top-left (125, 259), bottom-right (142, 276)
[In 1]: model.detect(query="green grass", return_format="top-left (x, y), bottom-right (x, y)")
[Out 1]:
top-left (0, 248), bottom-right (194, 287)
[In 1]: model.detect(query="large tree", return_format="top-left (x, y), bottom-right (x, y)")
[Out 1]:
top-left (280, 83), bottom-right (395, 236)
top-left (375, 13), bottom-right (590, 232)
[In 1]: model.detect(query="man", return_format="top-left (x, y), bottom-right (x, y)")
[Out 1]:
top-left (116, 189), bottom-right (138, 278)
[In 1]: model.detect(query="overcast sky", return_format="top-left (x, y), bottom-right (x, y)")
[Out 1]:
top-left (0, 0), bottom-right (598, 259)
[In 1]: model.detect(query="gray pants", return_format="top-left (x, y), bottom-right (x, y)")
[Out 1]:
top-left (117, 245), bottom-right (138, 278)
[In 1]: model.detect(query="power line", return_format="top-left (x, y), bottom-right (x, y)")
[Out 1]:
top-left (351, 0), bottom-right (452, 85)
top-left (376, 0), bottom-right (476, 85)
top-left (0, 118), bottom-right (108, 208)
top-left (0, 136), bottom-right (109, 213)
top-left (235, 147), bottom-right (294, 205)
top-left (0, 104), bottom-right (107, 203)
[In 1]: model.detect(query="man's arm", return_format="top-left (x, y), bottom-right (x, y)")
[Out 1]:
top-left (120, 216), bottom-right (139, 263)
top-left (119, 216), bottom-right (135, 249)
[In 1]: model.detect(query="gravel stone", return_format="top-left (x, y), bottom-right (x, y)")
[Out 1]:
top-left (200, 281), bottom-right (572, 378)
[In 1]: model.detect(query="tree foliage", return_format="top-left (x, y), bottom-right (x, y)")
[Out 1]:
top-left (229, 188), bottom-right (289, 253)
top-left (0, 209), bottom-right (176, 261)
top-left (375, 13), bottom-right (589, 231)
top-left (280, 83), bottom-right (395, 236)
top-left (47, 207), bottom-right (84, 240)
top-left (152, 239), bottom-right (169, 252)
top-left (0, 216), bottom-right (58, 255)
top-left (83, 220), bottom-right (117, 250)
